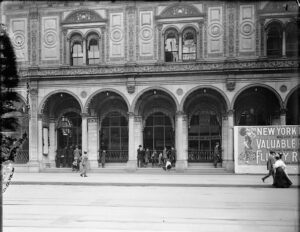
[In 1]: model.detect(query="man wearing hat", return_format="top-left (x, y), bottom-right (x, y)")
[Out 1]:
top-left (262, 150), bottom-right (276, 183)
top-left (137, 145), bottom-right (144, 168)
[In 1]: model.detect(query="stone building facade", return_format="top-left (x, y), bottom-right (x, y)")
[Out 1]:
top-left (1, 1), bottom-right (299, 172)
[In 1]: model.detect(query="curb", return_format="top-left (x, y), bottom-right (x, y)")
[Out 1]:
top-left (11, 181), bottom-right (299, 188)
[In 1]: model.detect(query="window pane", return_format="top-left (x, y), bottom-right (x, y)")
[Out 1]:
top-left (110, 128), bottom-right (120, 150)
top-left (183, 29), bottom-right (196, 61)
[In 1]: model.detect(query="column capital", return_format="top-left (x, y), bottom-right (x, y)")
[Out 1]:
top-left (128, 112), bottom-right (135, 117)
top-left (37, 113), bottom-right (43, 120)
top-left (87, 117), bottom-right (97, 123)
top-left (176, 111), bottom-right (186, 116)
top-left (280, 108), bottom-right (287, 115)
top-left (227, 109), bottom-right (234, 116)
top-left (81, 113), bottom-right (89, 118)
top-left (156, 23), bottom-right (163, 31)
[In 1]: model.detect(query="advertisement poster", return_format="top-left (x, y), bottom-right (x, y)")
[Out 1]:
top-left (234, 125), bottom-right (300, 173)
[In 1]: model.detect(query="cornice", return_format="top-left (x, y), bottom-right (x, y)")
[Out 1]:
top-left (19, 59), bottom-right (299, 80)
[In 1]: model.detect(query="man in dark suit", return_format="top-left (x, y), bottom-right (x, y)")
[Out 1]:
top-left (262, 151), bottom-right (276, 183)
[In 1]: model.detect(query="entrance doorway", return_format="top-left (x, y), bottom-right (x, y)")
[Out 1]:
top-left (143, 112), bottom-right (174, 153)
top-left (188, 109), bottom-right (221, 162)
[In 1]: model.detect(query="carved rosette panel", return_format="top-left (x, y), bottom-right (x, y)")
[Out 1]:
top-left (10, 18), bottom-right (28, 61)
top-left (42, 16), bottom-right (60, 61)
top-left (239, 5), bottom-right (255, 54)
top-left (139, 10), bottom-right (154, 59)
top-left (207, 6), bottom-right (224, 55)
top-left (109, 12), bottom-right (124, 59)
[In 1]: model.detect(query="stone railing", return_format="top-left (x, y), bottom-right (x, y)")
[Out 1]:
top-left (19, 58), bottom-right (299, 79)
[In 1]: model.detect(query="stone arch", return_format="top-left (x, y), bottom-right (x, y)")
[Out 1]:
top-left (284, 84), bottom-right (300, 108)
top-left (159, 2), bottom-right (202, 19)
top-left (180, 85), bottom-right (230, 112)
top-left (180, 24), bottom-right (199, 34)
top-left (231, 83), bottom-right (283, 110)
top-left (162, 25), bottom-right (181, 35)
top-left (143, 107), bottom-right (175, 131)
top-left (130, 86), bottom-right (179, 113)
top-left (63, 8), bottom-right (105, 24)
top-left (264, 19), bottom-right (284, 30)
top-left (67, 30), bottom-right (84, 40)
top-left (39, 89), bottom-right (83, 115)
top-left (84, 29), bottom-right (101, 39)
top-left (84, 88), bottom-right (130, 114)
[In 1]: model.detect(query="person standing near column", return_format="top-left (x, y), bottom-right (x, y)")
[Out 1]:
top-left (137, 145), bottom-right (143, 168)
top-left (213, 142), bottom-right (221, 168)
top-left (80, 151), bottom-right (88, 177)
top-left (101, 149), bottom-right (106, 168)
top-left (262, 151), bottom-right (276, 183)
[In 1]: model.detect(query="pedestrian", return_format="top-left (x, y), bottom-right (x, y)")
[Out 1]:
top-left (101, 149), bottom-right (106, 168)
top-left (151, 149), bottom-right (157, 167)
top-left (137, 145), bottom-right (144, 168)
top-left (170, 146), bottom-right (176, 167)
top-left (163, 158), bottom-right (172, 171)
top-left (80, 151), bottom-right (88, 177)
top-left (162, 147), bottom-right (168, 164)
top-left (144, 148), bottom-right (150, 167)
top-left (262, 151), bottom-right (276, 183)
top-left (273, 153), bottom-right (292, 188)
top-left (213, 142), bottom-right (221, 168)
top-left (73, 145), bottom-right (81, 171)
top-left (158, 152), bottom-right (163, 167)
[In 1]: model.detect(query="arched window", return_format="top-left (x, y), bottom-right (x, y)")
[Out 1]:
top-left (164, 28), bottom-right (179, 62)
top-left (266, 22), bottom-right (282, 57)
top-left (182, 28), bottom-right (196, 61)
top-left (87, 34), bottom-right (100, 65)
top-left (70, 34), bottom-right (83, 66)
top-left (286, 22), bottom-right (299, 57)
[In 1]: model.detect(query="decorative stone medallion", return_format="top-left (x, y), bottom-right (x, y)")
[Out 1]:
top-left (44, 30), bottom-right (57, 48)
top-left (80, 91), bottom-right (87, 98)
top-left (110, 28), bottom-right (123, 42)
top-left (240, 21), bottom-right (254, 36)
top-left (13, 31), bottom-right (25, 49)
top-left (279, 85), bottom-right (287, 93)
top-left (176, 88), bottom-right (183, 95)
top-left (140, 27), bottom-right (153, 41)
top-left (208, 24), bottom-right (222, 37)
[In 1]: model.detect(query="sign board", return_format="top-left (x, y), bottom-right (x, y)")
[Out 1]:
top-left (234, 125), bottom-right (300, 174)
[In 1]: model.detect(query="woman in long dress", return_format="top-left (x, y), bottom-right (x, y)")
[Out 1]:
top-left (273, 153), bottom-right (292, 188)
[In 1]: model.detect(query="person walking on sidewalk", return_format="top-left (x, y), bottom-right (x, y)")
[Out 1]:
top-left (101, 150), bottom-right (106, 168)
top-left (213, 142), bottom-right (221, 168)
top-left (262, 150), bottom-right (276, 183)
top-left (80, 151), bottom-right (88, 177)
top-left (137, 145), bottom-right (144, 168)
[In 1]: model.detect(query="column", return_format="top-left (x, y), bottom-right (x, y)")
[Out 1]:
top-left (221, 113), bottom-right (229, 167)
top-left (127, 112), bottom-right (136, 170)
top-left (282, 29), bottom-right (286, 57)
top-left (87, 117), bottom-right (98, 168)
top-left (82, 39), bottom-right (87, 65)
top-left (37, 115), bottom-right (44, 168)
top-left (280, 108), bottom-right (286, 125)
top-left (157, 24), bottom-right (164, 63)
top-left (178, 32), bottom-right (182, 61)
top-left (226, 110), bottom-right (234, 171)
top-left (175, 111), bottom-right (188, 171)
top-left (48, 118), bottom-right (56, 167)
top-left (28, 85), bottom-right (39, 172)
top-left (81, 113), bottom-right (88, 154)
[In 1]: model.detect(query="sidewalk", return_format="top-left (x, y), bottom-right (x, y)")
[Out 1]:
top-left (10, 171), bottom-right (299, 188)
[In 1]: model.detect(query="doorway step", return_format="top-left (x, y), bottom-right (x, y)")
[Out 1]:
top-left (186, 163), bottom-right (231, 174)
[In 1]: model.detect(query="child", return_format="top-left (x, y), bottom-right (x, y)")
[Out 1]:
top-left (72, 157), bottom-right (79, 172)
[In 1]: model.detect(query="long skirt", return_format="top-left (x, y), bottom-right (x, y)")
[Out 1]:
top-left (273, 167), bottom-right (292, 188)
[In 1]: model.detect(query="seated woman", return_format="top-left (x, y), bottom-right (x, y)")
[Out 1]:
top-left (273, 153), bottom-right (292, 188)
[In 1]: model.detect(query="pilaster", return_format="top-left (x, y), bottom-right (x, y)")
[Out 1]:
top-left (81, 113), bottom-right (88, 154)
top-left (127, 112), bottom-right (137, 170)
top-left (28, 82), bottom-right (39, 172)
top-left (225, 110), bottom-right (234, 171)
top-left (175, 111), bottom-right (188, 172)
top-left (48, 118), bottom-right (56, 168)
top-left (87, 117), bottom-right (98, 168)
top-left (280, 108), bottom-right (287, 125)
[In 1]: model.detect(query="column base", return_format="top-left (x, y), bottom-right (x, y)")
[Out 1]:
top-left (222, 160), bottom-right (234, 172)
top-left (28, 161), bottom-right (40, 172)
top-left (88, 160), bottom-right (99, 169)
top-left (175, 160), bottom-right (188, 172)
top-left (126, 160), bottom-right (137, 172)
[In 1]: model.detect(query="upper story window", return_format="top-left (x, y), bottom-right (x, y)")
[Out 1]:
top-left (266, 22), bottom-right (282, 57)
top-left (286, 22), bottom-right (299, 57)
top-left (164, 27), bottom-right (197, 62)
top-left (182, 28), bottom-right (196, 61)
top-left (70, 34), bottom-right (83, 66)
top-left (87, 34), bottom-right (100, 65)
top-left (164, 29), bottom-right (179, 62)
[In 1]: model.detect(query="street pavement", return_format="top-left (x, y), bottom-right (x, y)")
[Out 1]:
top-left (8, 171), bottom-right (300, 188)
top-left (3, 182), bottom-right (299, 232)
